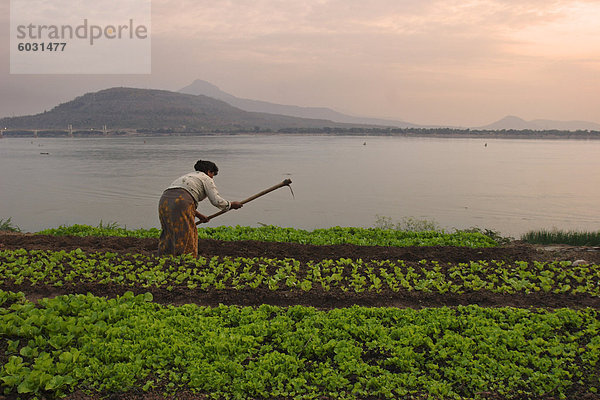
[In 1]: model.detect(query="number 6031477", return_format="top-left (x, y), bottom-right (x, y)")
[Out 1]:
top-left (17, 42), bottom-right (66, 51)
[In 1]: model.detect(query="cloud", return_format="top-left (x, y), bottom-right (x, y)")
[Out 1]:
top-left (2, 0), bottom-right (599, 125)
top-left (150, 0), bottom-right (600, 74)
top-left (10, 0), bottom-right (150, 25)
top-left (101, 0), bottom-right (600, 124)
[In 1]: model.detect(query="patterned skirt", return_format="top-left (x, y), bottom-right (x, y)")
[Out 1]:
top-left (158, 188), bottom-right (198, 257)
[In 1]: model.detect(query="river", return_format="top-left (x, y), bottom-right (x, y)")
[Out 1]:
top-left (1, 134), bottom-right (599, 237)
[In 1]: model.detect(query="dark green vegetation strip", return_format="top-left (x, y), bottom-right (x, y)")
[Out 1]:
top-left (1, 290), bottom-right (599, 399)
top-left (36, 225), bottom-right (498, 248)
top-left (521, 229), bottom-right (600, 247)
top-left (1, 249), bottom-right (599, 297)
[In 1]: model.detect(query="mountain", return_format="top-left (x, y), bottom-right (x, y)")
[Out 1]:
top-left (479, 116), bottom-right (536, 130)
top-left (0, 87), bottom-right (363, 131)
top-left (179, 79), bottom-right (421, 128)
top-left (479, 115), bottom-right (600, 131)
top-left (5, 84), bottom-right (598, 133)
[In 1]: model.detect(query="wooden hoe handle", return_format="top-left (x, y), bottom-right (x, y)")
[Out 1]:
top-left (196, 179), bottom-right (292, 224)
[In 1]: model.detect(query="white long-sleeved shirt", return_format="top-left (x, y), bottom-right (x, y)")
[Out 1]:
top-left (167, 171), bottom-right (231, 210)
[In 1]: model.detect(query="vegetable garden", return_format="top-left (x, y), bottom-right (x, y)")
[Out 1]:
top-left (1, 226), bottom-right (600, 399)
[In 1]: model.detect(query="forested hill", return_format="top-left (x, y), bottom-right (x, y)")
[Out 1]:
top-left (0, 87), bottom-right (358, 132)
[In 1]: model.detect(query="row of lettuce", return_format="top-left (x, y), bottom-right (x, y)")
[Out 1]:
top-left (2, 290), bottom-right (599, 399)
top-left (6, 221), bottom-right (599, 246)
top-left (1, 248), bottom-right (599, 297)
top-left (36, 224), bottom-right (499, 247)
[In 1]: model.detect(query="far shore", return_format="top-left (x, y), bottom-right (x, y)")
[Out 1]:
top-left (2, 128), bottom-right (600, 140)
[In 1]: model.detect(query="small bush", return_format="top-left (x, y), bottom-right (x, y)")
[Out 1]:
top-left (0, 218), bottom-right (21, 232)
top-left (375, 215), bottom-right (441, 232)
top-left (458, 227), bottom-right (513, 245)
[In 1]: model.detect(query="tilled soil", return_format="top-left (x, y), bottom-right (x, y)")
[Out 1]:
top-left (2, 232), bottom-right (599, 310)
top-left (2, 232), bottom-right (600, 264)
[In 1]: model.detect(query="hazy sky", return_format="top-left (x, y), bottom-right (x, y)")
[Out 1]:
top-left (2, 0), bottom-right (599, 126)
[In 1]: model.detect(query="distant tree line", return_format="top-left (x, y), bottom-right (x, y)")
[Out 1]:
top-left (2, 127), bottom-right (600, 138)
top-left (0, 130), bottom-right (129, 137)
top-left (276, 127), bottom-right (600, 138)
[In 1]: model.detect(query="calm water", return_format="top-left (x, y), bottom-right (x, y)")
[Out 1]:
top-left (1, 135), bottom-right (599, 237)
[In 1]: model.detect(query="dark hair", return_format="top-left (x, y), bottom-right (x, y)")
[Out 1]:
top-left (194, 160), bottom-right (218, 175)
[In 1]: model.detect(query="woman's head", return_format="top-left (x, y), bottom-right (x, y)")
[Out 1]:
top-left (194, 160), bottom-right (219, 176)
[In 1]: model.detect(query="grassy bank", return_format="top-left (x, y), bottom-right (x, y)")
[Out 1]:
top-left (35, 224), bottom-right (499, 248)
top-left (521, 229), bottom-right (600, 246)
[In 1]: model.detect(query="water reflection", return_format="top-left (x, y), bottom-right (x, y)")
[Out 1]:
top-left (1, 135), bottom-right (599, 236)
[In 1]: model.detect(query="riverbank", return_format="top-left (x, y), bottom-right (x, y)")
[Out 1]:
top-left (2, 128), bottom-right (600, 139)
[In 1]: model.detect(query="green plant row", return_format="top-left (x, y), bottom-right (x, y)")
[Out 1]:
top-left (1, 290), bottom-right (599, 399)
top-left (521, 229), bottom-right (600, 247)
top-left (36, 223), bottom-right (161, 239)
top-left (36, 224), bottom-right (499, 248)
top-left (1, 249), bottom-right (599, 297)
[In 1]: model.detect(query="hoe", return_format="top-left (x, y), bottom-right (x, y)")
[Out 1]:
top-left (196, 178), bottom-right (293, 224)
